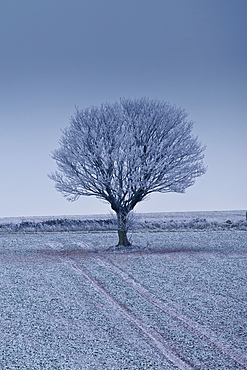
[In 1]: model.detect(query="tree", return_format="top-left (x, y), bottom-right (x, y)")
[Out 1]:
top-left (49, 98), bottom-right (206, 246)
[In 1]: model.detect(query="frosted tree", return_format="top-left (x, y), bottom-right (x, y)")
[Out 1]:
top-left (49, 98), bottom-right (206, 246)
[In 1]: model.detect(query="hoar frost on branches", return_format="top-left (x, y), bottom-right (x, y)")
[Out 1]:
top-left (49, 98), bottom-right (206, 246)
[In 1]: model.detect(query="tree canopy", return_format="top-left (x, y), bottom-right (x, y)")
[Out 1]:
top-left (50, 98), bottom-right (206, 246)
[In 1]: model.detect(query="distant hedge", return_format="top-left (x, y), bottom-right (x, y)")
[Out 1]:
top-left (0, 217), bottom-right (246, 233)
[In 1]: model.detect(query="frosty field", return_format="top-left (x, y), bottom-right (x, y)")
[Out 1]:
top-left (0, 225), bottom-right (246, 368)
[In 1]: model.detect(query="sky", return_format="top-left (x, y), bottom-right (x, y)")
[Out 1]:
top-left (0, 0), bottom-right (246, 218)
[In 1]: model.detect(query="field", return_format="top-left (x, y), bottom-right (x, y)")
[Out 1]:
top-left (0, 212), bottom-right (246, 369)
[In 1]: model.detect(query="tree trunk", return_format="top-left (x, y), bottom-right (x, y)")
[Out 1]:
top-left (116, 211), bottom-right (131, 246)
top-left (117, 229), bottom-right (131, 247)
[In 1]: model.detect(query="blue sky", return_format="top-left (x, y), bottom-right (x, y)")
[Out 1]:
top-left (0, 0), bottom-right (246, 217)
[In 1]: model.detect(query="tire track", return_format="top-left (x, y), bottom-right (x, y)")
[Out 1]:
top-left (95, 255), bottom-right (247, 369)
top-left (48, 242), bottom-right (194, 369)
top-left (65, 258), bottom-right (194, 370)
top-left (48, 241), bottom-right (247, 368)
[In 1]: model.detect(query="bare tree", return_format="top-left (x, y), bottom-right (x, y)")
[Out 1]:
top-left (49, 98), bottom-right (206, 246)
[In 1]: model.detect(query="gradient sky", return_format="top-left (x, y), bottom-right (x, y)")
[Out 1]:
top-left (1, 0), bottom-right (246, 218)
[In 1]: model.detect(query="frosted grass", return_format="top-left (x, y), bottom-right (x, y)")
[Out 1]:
top-left (0, 229), bottom-right (246, 368)
top-left (0, 253), bottom-right (171, 369)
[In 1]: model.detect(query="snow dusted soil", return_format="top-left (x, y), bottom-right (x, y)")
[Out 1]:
top-left (0, 230), bottom-right (246, 369)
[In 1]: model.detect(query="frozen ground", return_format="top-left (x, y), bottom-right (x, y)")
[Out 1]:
top-left (0, 226), bottom-right (246, 369)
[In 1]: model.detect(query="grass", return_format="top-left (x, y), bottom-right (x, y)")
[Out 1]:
top-left (0, 227), bottom-right (246, 369)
